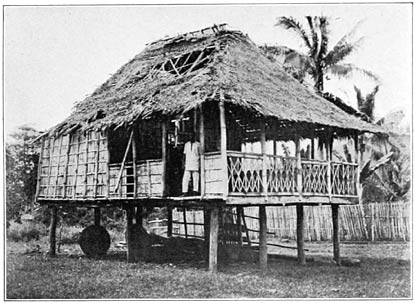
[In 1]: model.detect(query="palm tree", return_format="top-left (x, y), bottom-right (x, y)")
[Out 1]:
top-left (274, 16), bottom-right (378, 91)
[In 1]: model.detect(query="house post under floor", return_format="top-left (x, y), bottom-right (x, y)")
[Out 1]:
top-left (49, 205), bottom-right (58, 256)
top-left (332, 204), bottom-right (341, 265)
top-left (295, 135), bottom-right (306, 265)
top-left (259, 205), bottom-right (268, 271)
top-left (94, 207), bottom-right (101, 226)
top-left (208, 205), bottom-right (219, 273)
top-left (126, 205), bottom-right (134, 263)
top-left (296, 204), bottom-right (306, 265)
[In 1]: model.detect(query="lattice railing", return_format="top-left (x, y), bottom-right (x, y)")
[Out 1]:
top-left (301, 160), bottom-right (329, 194)
top-left (331, 162), bottom-right (358, 196)
top-left (227, 152), bottom-right (263, 193)
top-left (266, 155), bottom-right (297, 193)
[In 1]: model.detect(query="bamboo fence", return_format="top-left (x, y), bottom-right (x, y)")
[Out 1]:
top-left (170, 202), bottom-right (410, 242)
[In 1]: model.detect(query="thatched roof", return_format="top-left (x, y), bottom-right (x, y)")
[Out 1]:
top-left (49, 25), bottom-right (383, 136)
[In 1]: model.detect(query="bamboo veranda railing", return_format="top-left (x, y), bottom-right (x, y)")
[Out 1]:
top-left (171, 202), bottom-right (410, 242)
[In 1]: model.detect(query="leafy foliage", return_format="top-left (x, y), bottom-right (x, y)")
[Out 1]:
top-left (273, 16), bottom-right (379, 91)
top-left (6, 126), bottom-right (41, 222)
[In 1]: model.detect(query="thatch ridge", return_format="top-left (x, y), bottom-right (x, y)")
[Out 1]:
top-left (49, 25), bottom-right (383, 136)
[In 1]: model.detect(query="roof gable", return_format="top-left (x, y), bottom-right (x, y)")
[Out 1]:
top-left (50, 25), bottom-right (383, 136)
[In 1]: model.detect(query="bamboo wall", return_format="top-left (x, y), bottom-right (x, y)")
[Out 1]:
top-left (38, 131), bottom-right (108, 199)
top-left (172, 202), bottom-right (410, 242)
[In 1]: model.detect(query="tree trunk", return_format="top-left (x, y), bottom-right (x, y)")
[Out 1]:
top-left (314, 67), bottom-right (324, 92)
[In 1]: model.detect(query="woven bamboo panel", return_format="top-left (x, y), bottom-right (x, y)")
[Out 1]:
top-left (331, 162), bottom-right (358, 196)
top-left (301, 160), bottom-right (328, 194)
top-left (228, 152), bottom-right (263, 193)
top-left (266, 155), bottom-right (297, 193)
top-left (109, 159), bottom-right (163, 198)
top-left (204, 153), bottom-right (223, 194)
top-left (38, 131), bottom-right (108, 199)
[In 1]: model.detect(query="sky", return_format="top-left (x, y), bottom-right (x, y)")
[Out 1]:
top-left (4, 3), bottom-right (412, 136)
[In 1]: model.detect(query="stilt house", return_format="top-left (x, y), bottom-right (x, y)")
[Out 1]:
top-left (35, 24), bottom-right (383, 271)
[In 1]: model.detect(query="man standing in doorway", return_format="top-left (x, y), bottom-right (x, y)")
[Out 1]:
top-left (182, 132), bottom-right (200, 196)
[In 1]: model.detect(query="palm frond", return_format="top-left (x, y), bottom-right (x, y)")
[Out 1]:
top-left (325, 37), bottom-right (364, 66)
top-left (306, 16), bottom-right (319, 58)
top-left (318, 16), bottom-right (330, 60)
top-left (332, 19), bottom-right (365, 50)
top-left (275, 16), bottom-right (312, 50)
top-left (327, 63), bottom-right (381, 83)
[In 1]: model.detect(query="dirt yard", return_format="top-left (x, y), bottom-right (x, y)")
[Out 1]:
top-left (6, 239), bottom-right (411, 299)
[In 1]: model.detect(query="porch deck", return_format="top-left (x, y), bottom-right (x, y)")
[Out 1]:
top-left (37, 150), bottom-right (359, 205)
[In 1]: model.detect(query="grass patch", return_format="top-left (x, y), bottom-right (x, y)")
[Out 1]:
top-left (6, 241), bottom-right (411, 299)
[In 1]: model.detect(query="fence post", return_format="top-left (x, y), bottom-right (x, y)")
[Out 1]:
top-left (370, 203), bottom-right (375, 242)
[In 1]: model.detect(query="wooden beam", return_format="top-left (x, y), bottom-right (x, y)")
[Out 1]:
top-left (94, 207), bottom-right (101, 226)
top-left (114, 130), bottom-right (134, 194)
top-left (273, 139), bottom-right (277, 156)
top-left (63, 135), bottom-right (72, 199)
top-left (126, 205), bottom-right (134, 263)
top-left (47, 138), bottom-right (55, 198)
top-left (199, 105), bottom-right (206, 197)
top-left (203, 206), bottom-right (211, 264)
top-left (106, 131), bottom-right (111, 198)
top-left (326, 128), bottom-right (333, 201)
top-left (219, 98), bottom-right (228, 199)
top-left (146, 160), bottom-right (151, 196)
top-left (296, 204), bottom-right (306, 265)
top-left (73, 135), bottom-right (80, 199)
top-left (35, 138), bottom-right (45, 201)
top-left (236, 206), bottom-right (243, 250)
top-left (241, 208), bottom-right (251, 247)
top-left (208, 205), bottom-right (219, 273)
top-left (311, 138), bottom-right (315, 159)
top-left (135, 205), bottom-right (143, 226)
top-left (93, 134), bottom-right (101, 198)
top-left (186, 50), bottom-right (205, 74)
top-left (161, 120), bottom-right (168, 197)
top-left (49, 205), bottom-right (58, 256)
top-left (259, 205), bottom-right (268, 271)
top-left (183, 207), bottom-right (188, 238)
top-left (295, 135), bottom-right (302, 197)
top-left (332, 204), bottom-right (341, 265)
top-left (54, 136), bottom-right (64, 197)
top-left (354, 132), bottom-right (361, 202)
top-left (132, 129), bottom-right (138, 199)
top-left (169, 59), bottom-right (181, 76)
top-left (83, 133), bottom-right (90, 197)
top-left (167, 205), bottom-right (173, 237)
top-left (260, 121), bottom-right (268, 201)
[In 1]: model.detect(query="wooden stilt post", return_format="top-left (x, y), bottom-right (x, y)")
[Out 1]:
top-left (311, 138), bottom-right (315, 159)
top-left (167, 205), bottom-right (173, 237)
top-left (209, 205), bottom-right (219, 273)
top-left (126, 205), bottom-right (134, 263)
top-left (332, 204), bottom-right (341, 265)
top-left (354, 132), bottom-right (362, 201)
top-left (94, 207), bottom-right (101, 226)
top-left (199, 105), bottom-right (205, 197)
top-left (236, 206), bottom-right (243, 249)
top-left (260, 121), bottom-right (268, 201)
top-left (49, 205), bottom-right (58, 256)
top-left (219, 97), bottom-right (228, 199)
top-left (259, 205), bottom-right (268, 271)
top-left (132, 128), bottom-right (138, 199)
top-left (135, 205), bottom-right (143, 226)
top-left (296, 204), bottom-right (306, 265)
top-left (295, 135), bottom-right (302, 197)
top-left (161, 119), bottom-right (168, 197)
top-left (183, 207), bottom-right (188, 239)
top-left (204, 205), bottom-right (210, 264)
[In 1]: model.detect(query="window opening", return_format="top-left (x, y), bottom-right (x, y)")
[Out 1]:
top-left (150, 46), bottom-right (215, 78)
